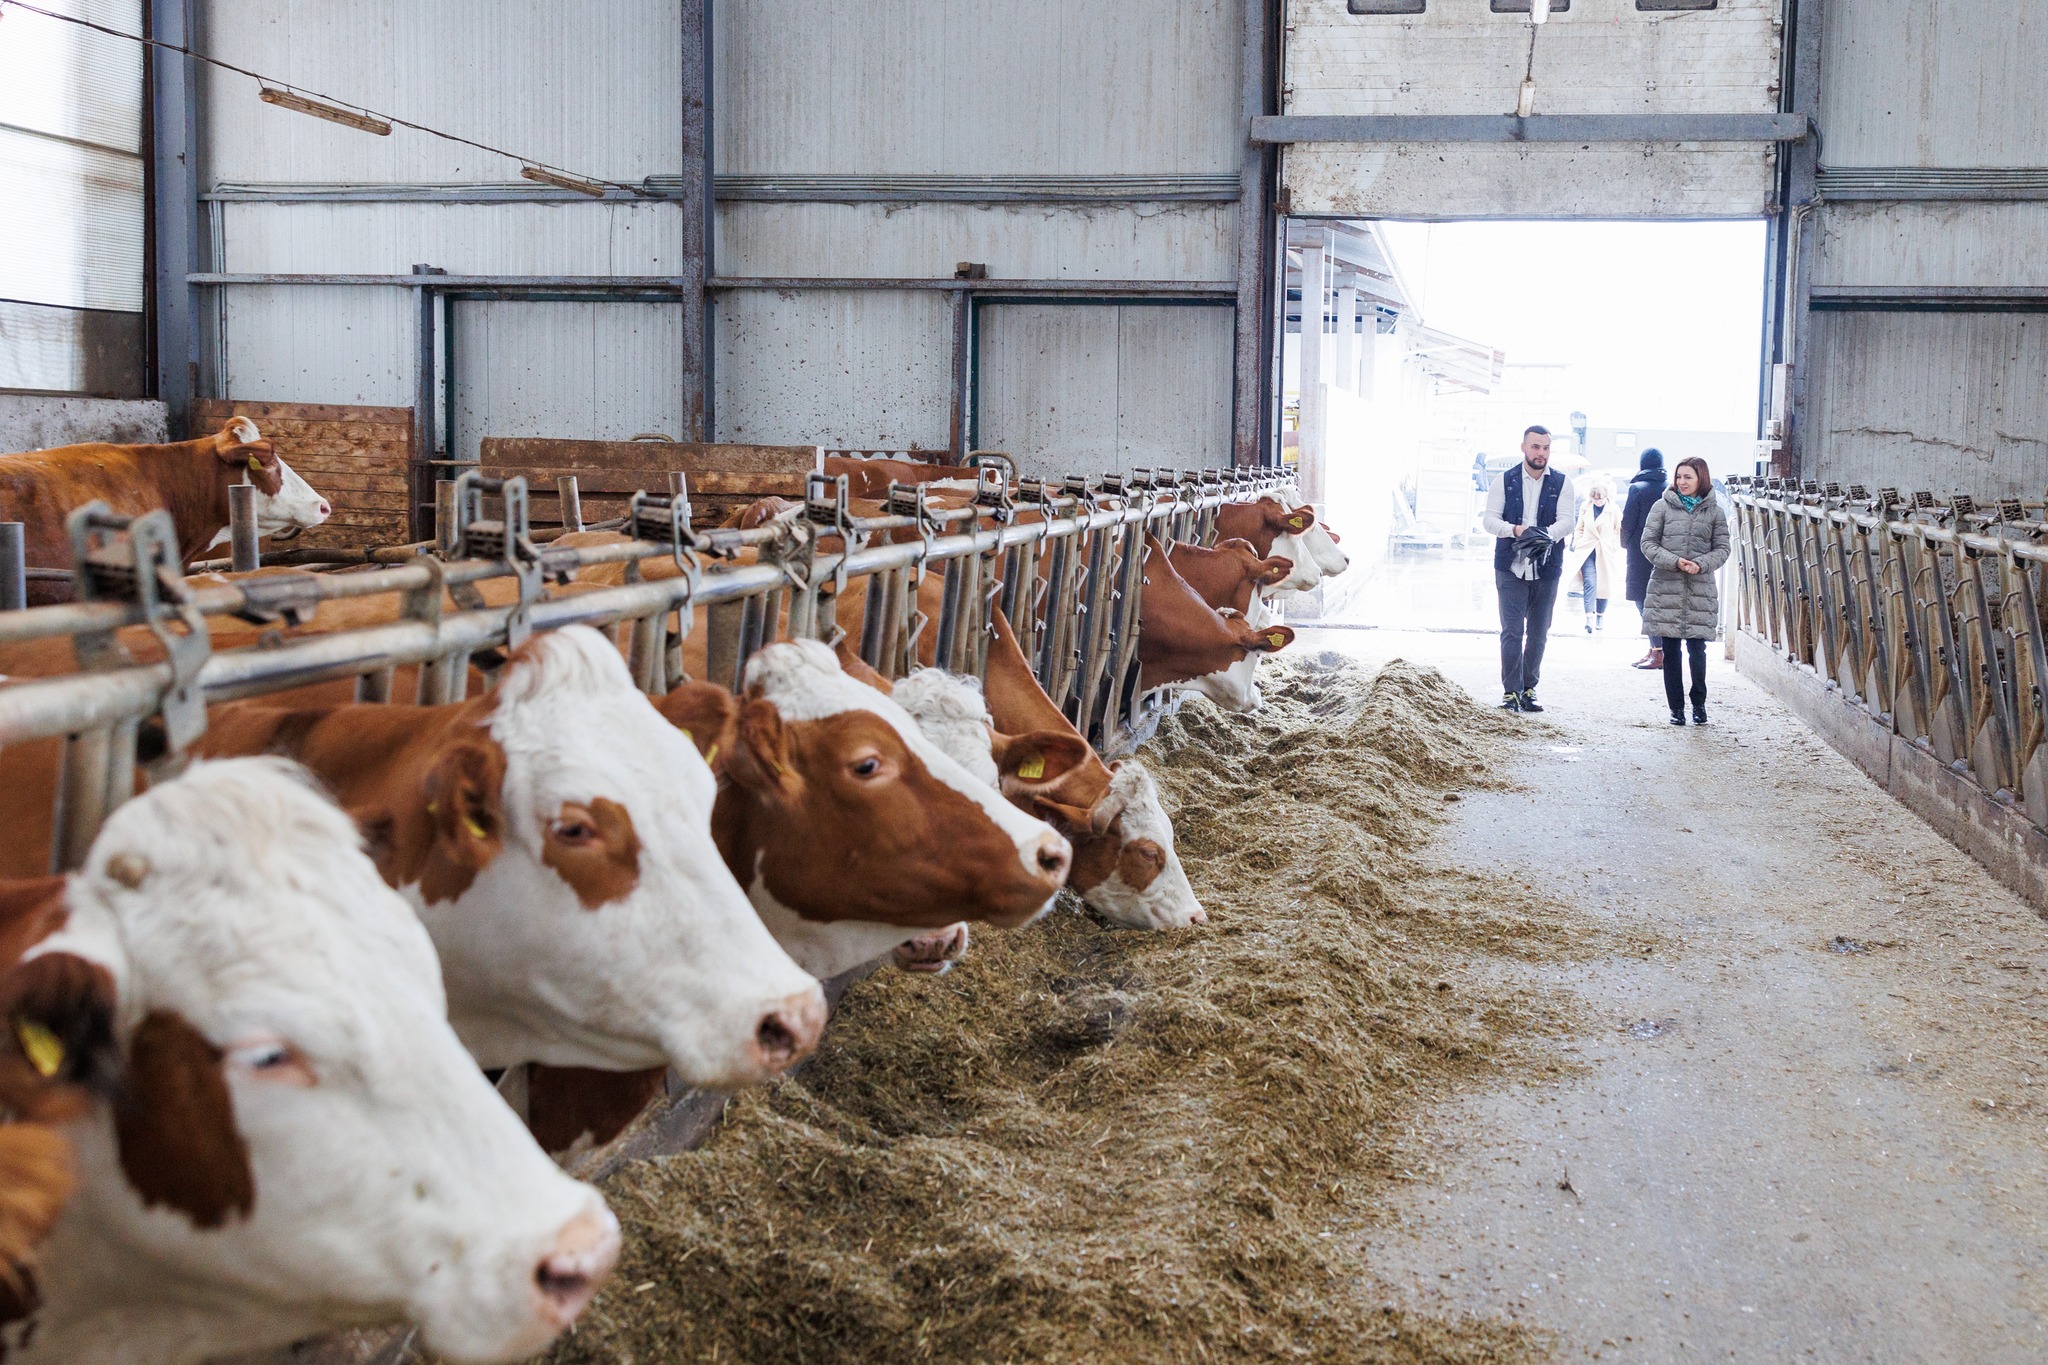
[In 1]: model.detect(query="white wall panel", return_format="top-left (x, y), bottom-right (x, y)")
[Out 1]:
top-left (1283, 0), bottom-right (1779, 218)
top-left (1809, 312), bottom-right (2048, 498)
top-left (976, 304), bottom-right (1232, 478)
top-left (219, 286), bottom-right (413, 406)
top-left (204, 0), bottom-right (684, 183)
top-left (714, 291), bottom-right (951, 449)
top-left (220, 202), bottom-right (688, 275)
top-left (716, 0), bottom-right (1236, 176)
top-left (448, 301), bottom-right (686, 462)
top-left (1816, 204), bottom-right (2048, 290)
top-left (716, 202), bottom-right (1233, 281)
top-left (1820, 0), bottom-right (2048, 167)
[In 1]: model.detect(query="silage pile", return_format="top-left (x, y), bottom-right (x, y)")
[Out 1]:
top-left (543, 652), bottom-right (1581, 1365)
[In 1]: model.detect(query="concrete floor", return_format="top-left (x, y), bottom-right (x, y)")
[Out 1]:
top-left (1303, 615), bottom-right (2048, 1364)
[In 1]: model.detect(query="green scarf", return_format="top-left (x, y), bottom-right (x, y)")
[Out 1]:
top-left (1679, 493), bottom-right (1703, 512)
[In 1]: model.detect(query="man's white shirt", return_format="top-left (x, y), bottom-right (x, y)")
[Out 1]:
top-left (1482, 464), bottom-right (1580, 544)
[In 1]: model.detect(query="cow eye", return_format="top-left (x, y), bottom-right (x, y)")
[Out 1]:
top-left (227, 1036), bottom-right (316, 1086)
top-left (550, 805), bottom-right (604, 846)
top-left (847, 749), bottom-right (891, 781)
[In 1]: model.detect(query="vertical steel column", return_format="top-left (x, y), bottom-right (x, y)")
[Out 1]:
top-left (557, 476), bottom-right (585, 533)
top-left (411, 266), bottom-right (446, 540)
top-left (1295, 236), bottom-right (1328, 505)
top-left (148, 0), bottom-right (202, 427)
top-left (682, 0), bottom-right (712, 439)
top-left (1232, 0), bottom-right (1275, 468)
top-left (228, 483), bottom-right (260, 572)
top-left (1779, 0), bottom-right (1825, 481)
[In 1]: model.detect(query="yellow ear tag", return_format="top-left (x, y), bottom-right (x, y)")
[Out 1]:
top-left (15, 1017), bottom-right (64, 1079)
top-left (1267, 633), bottom-right (1286, 648)
top-left (676, 727), bottom-right (693, 743)
top-left (247, 454), bottom-right (264, 472)
top-left (705, 742), bottom-right (720, 766)
top-left (464, 817), bottom-right (490, 840)
top-left (1287, 516), bottom-right (1307, 531)
top-left (1017, 754), bottom-right (1047, 781)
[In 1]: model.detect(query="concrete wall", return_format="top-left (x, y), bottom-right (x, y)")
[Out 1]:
top-left (0, 395), bottom-right (167, 452)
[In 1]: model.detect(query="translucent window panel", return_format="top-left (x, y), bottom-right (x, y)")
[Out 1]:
top-left (0, 0), bottom-right (143, 154)
top-left (1349, 1), bottom-right (1427, 13)
top-left (0, 127), bottom-right (145, 312)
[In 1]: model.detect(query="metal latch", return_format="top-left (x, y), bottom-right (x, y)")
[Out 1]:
top-left (449, 471), bottom-right (544, 650)
top-left (66, 503), bottom-right (211, 755)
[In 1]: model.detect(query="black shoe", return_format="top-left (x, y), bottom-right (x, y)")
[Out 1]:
top-left (1500, 692), bottom-right (1521, 712)
top-left (1669, 710), bottom-right (1687, 725)
top-left (1691, 706), bottom-right (1708, 725)
top-left (1518, 691), bottom-right (1544, 713)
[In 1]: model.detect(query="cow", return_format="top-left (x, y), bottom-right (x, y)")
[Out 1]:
top-left (822, 455), bottom-right (966, 501)
top-left (0, 419), bottom-right (330, 601)
top-left (1135, 532), bottom-right (1295, 701)
top-left (1155, 538), bottom-right (1297, 712)
top-left (4, 757), bottom-right (620, 1365)
top-left (187, 627), bottom-right (827, 1088)
top-left (1211, 495), bottom-right (1350, 593)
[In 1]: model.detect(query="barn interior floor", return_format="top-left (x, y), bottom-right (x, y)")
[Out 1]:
top-left (1295, 620), bottom-right (2048, 1363)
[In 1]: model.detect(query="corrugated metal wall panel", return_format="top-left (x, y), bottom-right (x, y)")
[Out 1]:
top-left (715, 0), bottom-right (1237, 176)
top-left (715, 202), bottom-right (1234, 281)
top-left (1286, 143), bottom-right (1776, 218)
top-left (714, 290), bottom-right (951, 448)
top-left (1809, 312), bottom-right (2048, 498)
top-left (219, 202), bottom-right (688, 275)
top-left (976, 304), bottom-right (1233, 478)
top-left (0, 128), bottom-right (145, 312)
top-left (0, 0), bottom-right (143, 153)
top-left (1282, 0), bottom-right (1779, 217)
top-left (0, 300), bottom-right (145, 397)
top-left (220, 286), bottom-right (414, 406)
top-left (204, 0), bottom-right (684, 183)
top-left (1816, 204), bottom-right (2048, 289)
top-left (449, 300), bottom-right (686, 462)
top-left (1819, 0), bottom-right (2048, 167)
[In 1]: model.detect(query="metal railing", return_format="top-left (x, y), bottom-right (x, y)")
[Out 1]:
top-left (0, 464), bottom-right (1289, 871)
top-left (1731, 476), bottom-right (2048, 827)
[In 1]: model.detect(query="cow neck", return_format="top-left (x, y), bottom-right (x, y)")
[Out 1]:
top-left (1164, 541), bottom-right (1254, 614)
top-left (91, 438), bottom-right (245, 563)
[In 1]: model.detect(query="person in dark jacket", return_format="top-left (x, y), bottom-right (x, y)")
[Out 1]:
top-left (1619, 448), bottom-right (1667, 670)
top-left (1639, 456), bottom-right (1731, 725)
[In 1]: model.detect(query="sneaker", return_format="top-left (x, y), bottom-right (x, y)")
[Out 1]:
top-left (1596, 613), bottom-right (1605, 632)
top-left (1500, 692), bottom-right (1521, 711)
top-left (1584, 618), bottom-right (1594, 634)
top-left (1670, 710), bottom-right (1687, 725)
top-left (1518, 691), bottom-right (1545, 713)
top-left (1691, 706), bottom-right (1709, 725)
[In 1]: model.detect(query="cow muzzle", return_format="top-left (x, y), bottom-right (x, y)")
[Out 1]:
top-left (746, 987), bottom-right (828, 1078)
top-left (532, 1207), bottom-right (622, 1331)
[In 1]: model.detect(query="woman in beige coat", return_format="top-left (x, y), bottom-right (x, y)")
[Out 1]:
top-left (1565, 478), bottom-right (1621, 633)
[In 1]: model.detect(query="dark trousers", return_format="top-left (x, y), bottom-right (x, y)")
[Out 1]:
top-left (1663, 636), bottom-right (1707, 712)
top-left (1496, 570), bottom-right (1561, 695)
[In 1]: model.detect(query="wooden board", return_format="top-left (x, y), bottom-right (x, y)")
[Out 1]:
top-left (192, 400), bottom-right (416, 549)
top-left (479, 438), bottom-right (823, 529)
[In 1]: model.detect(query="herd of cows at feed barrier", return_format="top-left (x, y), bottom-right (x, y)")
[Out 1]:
top-left (0, 419), bottom-right (1349, 1364)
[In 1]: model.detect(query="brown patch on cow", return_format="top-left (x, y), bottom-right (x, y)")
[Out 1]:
top-left (540, 799), bottom-right (642, 910)
top-left (114, 1010), bottom-right (254, 1230)
top-left (830, 636), bottom-right (894, 695)
top-left (1064, 820), bottom-right (1124, 895)
top-left (656, 682), bottom-right (739, 771)
top-left (0, 1124), bottom-right (70, 1295)
top-left (714, 706), bottom-right (1059, 931)
top-left (527, 1066), bottom-right (667, 1154)
top-left (991, 730), bottom-right (1091, 799)
top-left (0, 952), bottom-right (119, 1123)
top-left (1116, 838), bottom-right (1168, 893)
top-left (355, 733), bottom-right (508, 905)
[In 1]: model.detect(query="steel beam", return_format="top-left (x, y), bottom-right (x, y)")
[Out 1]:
top-left (682, 0), bottom-right (711, 441)
top-left (147, 0), bottom-right (203, 427)
top-left (202, 174), bottom-right (1243, 206)
top-left (1251, 113), bottom-right (1811, 144)
top-left (189, 274), bottom-right (1238, 297)
top-left (1233, 0), bottom-right (1275, 469)
top-left (1808, 286), bottom-right (2048, 313)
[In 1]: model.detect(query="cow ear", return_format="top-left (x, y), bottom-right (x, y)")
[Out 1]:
top-left (1284, 505), bottom-right (1317, 533)
top-left (419, 736), bottom-right (507, 898)
top-left (114, 1010), bottom-right (254, 1230)
top-left (657, 682), bottom-right (739, 771)
top-left (1234, 620), bottom-right (1295, 654)
top-left (992, 730), bottom-right (1091, 797)
top-left (831, 636), bottom-right (893, 695)
top-left (1258, 555), bottom-right (1294, 586)
top-left (724, 698), bottom-right (803, 803)
top-left (1, 950), bottom-right (121, 1120)
top-left (1030, 796), bottom-right (1100, 833)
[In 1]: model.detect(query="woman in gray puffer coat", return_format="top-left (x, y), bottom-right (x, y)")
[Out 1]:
top-left (1639, 456), bottom-right (1730, 725)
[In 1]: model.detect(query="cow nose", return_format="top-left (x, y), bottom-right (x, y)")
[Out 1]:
top-left (533, 1208), bottom-right (620, 1329)
top-left (1027, 831), bottom-right (1072, 889)
top-left (751, 989), bottom-right (827, 1074)
top-left (316, 499), bottom-right (332, 517)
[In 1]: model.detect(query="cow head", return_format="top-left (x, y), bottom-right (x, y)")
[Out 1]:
top-left (1138, 535), bottom-right (1296, 692)
top-left (1267, 503), bottom-right (1349, 591)
top-left (376, 628), bottom-right (825, 1086)
top-left (1057, 762), bottom-right (1205, 930)
top-left (13, 759), bottom-right (618, 1365)
top-left (661, 642), bottom-right (1073, 980)
top-left (210, 417), bottom-right (284, 499)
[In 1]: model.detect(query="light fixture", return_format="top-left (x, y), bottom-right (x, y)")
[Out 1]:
top-left (521, 165), bottom-right (609, 198)
top-left (1517, 79), bottom-right (1537, 116)
top-left (258, 86), bottom-right (391, 136)
top-left (1531, 0), bottom-right (1551, 20)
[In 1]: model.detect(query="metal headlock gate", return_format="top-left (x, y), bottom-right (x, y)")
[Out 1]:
top-left (1731, 477), bottom-right (2048, 829)
top-left (0, 465), bottom-right (1290, 871)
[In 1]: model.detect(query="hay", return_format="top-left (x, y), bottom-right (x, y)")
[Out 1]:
top-left (541, 652), bottom-right (1584, 1365)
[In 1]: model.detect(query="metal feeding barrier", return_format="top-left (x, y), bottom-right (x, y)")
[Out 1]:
top-left (1730, 476), bottom-right (2048, 826)
top-left (0, 465), bottom-right (1292, 870)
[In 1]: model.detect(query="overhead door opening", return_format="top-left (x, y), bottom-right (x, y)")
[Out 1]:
top-left (1284, 217), bottom-right (1767, 635)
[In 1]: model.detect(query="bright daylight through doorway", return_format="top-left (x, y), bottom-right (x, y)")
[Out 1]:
top-left (1298, 220), bottom-right (1767, 636)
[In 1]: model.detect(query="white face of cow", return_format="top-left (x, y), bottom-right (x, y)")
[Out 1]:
top-left (16, 759), bottom-right (617, 1365)
top-left (1078, 763), bottom-right (1205, 930)
top-left (411, 627), bottom-right (824, 1087)
top-left (739, 641), bottom-right (1069, 979)
top-left (201, 420), bottom-right (332, 551)
top-left (1179, 597), bottom-right (1269, 712)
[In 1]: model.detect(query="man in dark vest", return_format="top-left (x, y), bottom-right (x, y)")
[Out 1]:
top-left (1483, 424), bottom-right (1578, 712)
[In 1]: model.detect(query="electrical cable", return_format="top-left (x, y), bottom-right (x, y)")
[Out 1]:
top-left (0, 0), bottom-right (652, 197)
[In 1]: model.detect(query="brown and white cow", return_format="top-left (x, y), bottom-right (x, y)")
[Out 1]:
top-left (1211, 494), bottom-right (1349, 593)
top-left (189, 627), bottom-right (826, 1088)
top-left (0, 419), bottom-right (329, 601)
top-left (4, 758), bottom-right (618, 1365)
top-left (1157, 538), bottom-right (1296, 712)
top-left (1136, 533), bottom-right (1295, 702)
